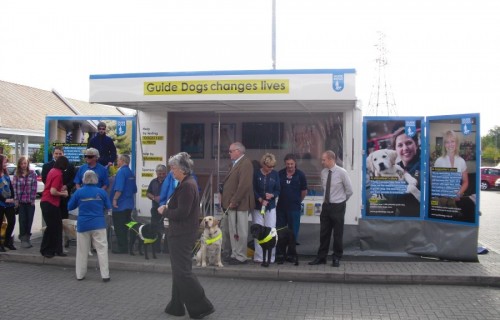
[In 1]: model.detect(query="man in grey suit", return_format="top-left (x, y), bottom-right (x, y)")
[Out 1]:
top-left (221, 142), bottom-right (255, 265)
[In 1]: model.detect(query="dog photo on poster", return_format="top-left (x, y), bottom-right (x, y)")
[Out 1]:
top-left (363, 117), bottom-right (424, 218)
top-left (426, 115), bottom-right (479, 224)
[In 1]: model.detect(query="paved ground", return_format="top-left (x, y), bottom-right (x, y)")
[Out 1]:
top-left (3, 191), bottom-right (500, 287)
top-left (1, 261), bottom-right (500, 320)
top-left (1, 191), bottom-right (500, 319)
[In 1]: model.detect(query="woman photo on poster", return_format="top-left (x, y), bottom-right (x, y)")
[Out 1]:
top-left (365, 121), bottom-right (422, 218)
top-left (432, 130), bottom-right (475, 222)
top-left (388, 126), bottom-right (421, 216)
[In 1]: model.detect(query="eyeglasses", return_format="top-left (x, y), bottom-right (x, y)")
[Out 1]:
top-left (84, 155), bottom-right (95, 158)
top-left (228, 149), bottom-right (239, 153)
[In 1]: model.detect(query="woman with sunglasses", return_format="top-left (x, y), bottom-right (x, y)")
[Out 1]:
top-left (252, 153), bottom-right (280, 264)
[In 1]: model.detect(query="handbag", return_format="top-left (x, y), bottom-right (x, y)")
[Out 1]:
top-left (0, 215), bottom-right (7, 243)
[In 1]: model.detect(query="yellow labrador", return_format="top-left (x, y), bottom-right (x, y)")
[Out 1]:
top-left (195, 216), bottom-right (223, 267)
top-left (366, 149), bottom-right (420, 202)
top-left (61, 219), bottom-right (94, 256)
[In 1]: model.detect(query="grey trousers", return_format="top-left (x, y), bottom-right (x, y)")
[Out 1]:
top-left (225, 209), bottom-right (249, 262)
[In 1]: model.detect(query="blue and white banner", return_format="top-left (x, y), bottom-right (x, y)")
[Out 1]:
top-left (426, 114), bottom-right (479, 225)
top-left (363, 114), bottom-right (480, 225)
top-left (362, 117), bottom-right (425, 219)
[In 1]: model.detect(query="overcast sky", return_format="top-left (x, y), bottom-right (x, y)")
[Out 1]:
top-left (1, 0), bottom-right (498, 135)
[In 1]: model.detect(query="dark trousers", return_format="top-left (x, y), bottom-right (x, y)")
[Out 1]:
top-left (317, 201), bottom-right (346, 260)
top-left (18, 203), bottom-right (36, 239)
top-left (59, 196), bottom-right (69, 220)
top-left (112, 209), bottom-right (132, 253)
top-left (166, 233), bottom-right (213, 317)
top-left (0, 206), bottom-right (16, 246)
top-left (40, 201), bottom-right (63, 255)
top-left (150, 207), bottom-right (166, 253)
top-left (277, 208), bottom-right (301, 242)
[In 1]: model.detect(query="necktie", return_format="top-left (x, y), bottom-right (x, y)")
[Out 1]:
top-left (324, 170), bottom-right (332, 204)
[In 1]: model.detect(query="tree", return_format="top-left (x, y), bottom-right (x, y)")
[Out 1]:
top-left (0, 140), bottom-right (12, 159)
top-left (481, 126), bottom-right (500, 163)
top-left (31, 143), bottom-right (45, 163)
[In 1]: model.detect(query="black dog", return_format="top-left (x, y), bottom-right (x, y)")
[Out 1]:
top-left (126, 221), bottom-right (160, 260)
top-left (250, 224), bottom-right (277, 267)
top-left (276, 227), bottom-right (299, 266)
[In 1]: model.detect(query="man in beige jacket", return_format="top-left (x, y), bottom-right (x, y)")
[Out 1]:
top-left (221, 142), bottom-right (255, 264)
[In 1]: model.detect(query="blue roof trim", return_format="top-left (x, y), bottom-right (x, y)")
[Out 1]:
top-left (89, 69), bottom-right (356, 80)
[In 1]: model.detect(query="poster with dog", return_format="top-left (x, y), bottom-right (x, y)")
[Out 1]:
top-left (363, 117), bottom-right (424, 218)
top-left (426, 114), bottom-right (479, 224)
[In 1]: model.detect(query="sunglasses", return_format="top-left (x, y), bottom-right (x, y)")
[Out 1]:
top-left (84, 155), bottom-right (95, 158)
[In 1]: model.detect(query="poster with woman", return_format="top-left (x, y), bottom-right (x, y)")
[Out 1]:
top-left (363, 117), bottom-right (424, 218)
top-left (426, 114), bottom-right (479, 224)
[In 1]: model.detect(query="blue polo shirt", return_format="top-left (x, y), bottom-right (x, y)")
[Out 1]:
top-left (74, 163), bottom-right (109, 189)
top-left (159, 172), bottom-right (177, 206)
top-left (68, 184), bottom-right (112, 232)
top-left (111, 165), bottom-right (137, 211)
top-left (158, 171), bottom-right (200, 206)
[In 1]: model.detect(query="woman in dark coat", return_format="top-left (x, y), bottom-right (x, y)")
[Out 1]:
top-left (158, 152), bottom-right (214, 319)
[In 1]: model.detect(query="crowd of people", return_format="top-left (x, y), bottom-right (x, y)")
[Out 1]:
top-left (1, 135), bottom-right (356, 320)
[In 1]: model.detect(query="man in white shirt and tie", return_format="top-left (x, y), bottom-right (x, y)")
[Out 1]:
top-left (309, 150), bottom-right (353, 267)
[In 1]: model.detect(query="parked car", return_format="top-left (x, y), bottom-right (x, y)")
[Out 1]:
top-left (480, 167), bottom-right (500, 190)
top-left (7, 163), bottom-right (45, 195)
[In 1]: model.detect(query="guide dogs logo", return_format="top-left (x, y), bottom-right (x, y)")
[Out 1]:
top-left (332, 72), bottom-right (344, 92)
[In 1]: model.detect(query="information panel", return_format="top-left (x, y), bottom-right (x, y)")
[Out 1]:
top-left (363, 117), bottom-right (424, 218)
top-left (426, 114), bottom-right (479, 224)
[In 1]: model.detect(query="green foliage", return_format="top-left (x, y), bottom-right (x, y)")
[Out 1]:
top-left (31, 143), bottom-right (45, 163)
top-left (105, 121), bottom-right (132, 155)
top-left (481, 125), bottom-right (500, 163)
top-left (0, 140), bottom-right (12, 157)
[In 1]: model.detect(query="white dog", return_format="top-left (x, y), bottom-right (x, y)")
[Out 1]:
top-left (61, 219), bottom-right (93, 256)
top-left (366, 149), bottom-right (420, 202)
top-left (195, 216), bottom-right (223, 267)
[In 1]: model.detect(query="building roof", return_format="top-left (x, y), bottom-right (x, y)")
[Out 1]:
top-left (0, 80), bottom-right (131, 144)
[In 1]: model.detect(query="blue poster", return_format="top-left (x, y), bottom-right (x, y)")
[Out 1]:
top-left (426, 114), bottom-right (479, 224)
top-left (363, 117), bottom-right (425, 219)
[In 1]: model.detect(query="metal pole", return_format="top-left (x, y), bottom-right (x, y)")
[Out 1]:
top-left (272, 0), bottom-right (276, 70)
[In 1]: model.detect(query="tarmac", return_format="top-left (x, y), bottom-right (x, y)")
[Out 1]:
top-left (1, 234), bottom-right (499, 287)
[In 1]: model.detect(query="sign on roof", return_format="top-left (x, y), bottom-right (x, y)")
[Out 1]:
top-left (89, 69), bottom-right (356, 103)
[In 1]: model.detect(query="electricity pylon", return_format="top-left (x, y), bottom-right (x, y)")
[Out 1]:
top-left (366, 32), bottom-right (398, 116)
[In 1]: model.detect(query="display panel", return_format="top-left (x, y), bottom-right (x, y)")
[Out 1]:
top-left (363, 117), bottom-right (424, 219)
top-left (44, 116), bottom-right (136, 173)
top-left (426, 114), bottom-right (479, 224)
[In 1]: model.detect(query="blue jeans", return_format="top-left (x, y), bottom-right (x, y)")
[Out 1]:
top-left (276, 208), bottom-right (301, 242)
top-left (18, 203), bottom-right (36, 239)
